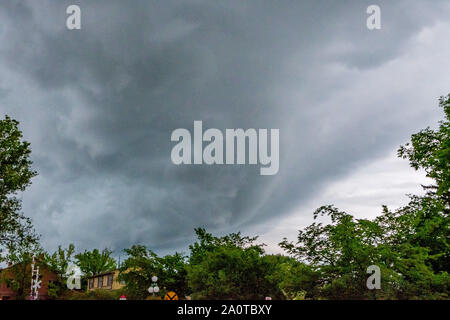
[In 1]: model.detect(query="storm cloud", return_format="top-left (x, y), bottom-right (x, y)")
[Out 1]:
top-left (1, 0), bottom-right (449, 253)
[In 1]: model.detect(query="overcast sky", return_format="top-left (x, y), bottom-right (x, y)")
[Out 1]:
top-left (1, 0), bottom-right (449, 256)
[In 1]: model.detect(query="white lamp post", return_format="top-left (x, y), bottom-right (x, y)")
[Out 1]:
top-left (148, 275), bottom-right (159, 296)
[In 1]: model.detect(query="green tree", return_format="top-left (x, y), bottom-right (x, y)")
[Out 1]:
top-left (188, 227), bottom-right (263, 265)
top-left (280, 205), bottom-right (399, 299)
top-left (262, 254), bottom-right (320, 300)
top-left (43, 244), bottom-right (76, 299)
top-left (186, 228), bottom-right (277, 300)
top-left (75, 248), bottom-right (116, 277)
top-left (187, 245), bottom-right (263, 299)
top-left (280, 94), bottom-right (450, 299)
top-left (118, 245), bottom-right (187, 299)
top-left (0, 115), bottom-right (38, 259)
top-left (398, 94), bottom-right (450, 198)
top-left (397, 94), bottom-right (450, 273)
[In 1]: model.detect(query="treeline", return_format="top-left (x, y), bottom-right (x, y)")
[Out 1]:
top-left (0, 95), bottom-right (449, 300)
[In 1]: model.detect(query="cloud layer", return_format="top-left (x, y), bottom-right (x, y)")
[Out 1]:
top-left (1, 0), bottom-right (449, 253)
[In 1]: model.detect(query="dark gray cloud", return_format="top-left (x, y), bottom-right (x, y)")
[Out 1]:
top-left (1, 0), bottom-right (449, 253)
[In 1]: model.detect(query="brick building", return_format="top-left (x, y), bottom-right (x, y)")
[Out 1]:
top-left (0, 261), bottom-right (58, 300)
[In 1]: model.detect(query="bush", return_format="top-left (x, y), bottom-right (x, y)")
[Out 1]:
top-left (66, 289), bottom-right (125, 300)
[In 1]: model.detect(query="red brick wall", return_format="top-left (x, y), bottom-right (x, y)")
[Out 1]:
top-left (0, 264), bottom-right (58, 300)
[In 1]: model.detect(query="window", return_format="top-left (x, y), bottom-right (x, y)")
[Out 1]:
top-left (98, 276), bottom-right (103, 288)
top-left (89, 278), bottom-right (94, 289)
top-left (107, 274), bottom-right (113, 287)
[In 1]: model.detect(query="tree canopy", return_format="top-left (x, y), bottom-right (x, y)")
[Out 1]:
top-left (280, 95), bottom-right (450, 299)
top-left (0, 115), bottom-right (38, 258)
top-left (75, 248), bottom-right (117, 277)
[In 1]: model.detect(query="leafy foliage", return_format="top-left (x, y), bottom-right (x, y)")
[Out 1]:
top-left (118, 245), bottom-right (187, 299)
top-left (75, 248), bottom-right (116, 277)
top-left (66, 288), bottom-right (125, 300)
top-left (0, 115), bottom-right (38, 258)
top-left (398, 94), bottom-right (450, 197)
top-left (43, 244), bottom-right (76, 299)
top-left (280, 95), bottom-right (450, 299)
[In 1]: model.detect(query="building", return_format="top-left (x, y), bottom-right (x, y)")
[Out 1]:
top-left (87, 270), bottom-right (124, 291)
top-left (0, 262), bottom-right (58, 300)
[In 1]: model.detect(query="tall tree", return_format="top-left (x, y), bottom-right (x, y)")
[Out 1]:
top-left (280, 94), bottom-right (450, 299)
top-left (119, 245), bottom-right (187, 299)
top-left (186, 228), bottom-right (275, 300)
top-left (188, 227), bottom-right (263, 265)
top-left (0, 115), bottom-right (38, 258)
top-left (398, 94), bottom-right (450, 199)
top-left (395, 93), bottom-right (450, 281)
top-left (75, 248), bottom-right (116, 277)
top-left (44, 244), bottom-right (76, 299)
top-left (44, 244), bottom-right (76, 277)
top-left (279, 205), bottom-right (401, 299)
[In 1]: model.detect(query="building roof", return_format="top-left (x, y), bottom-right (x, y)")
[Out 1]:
top-left (87, 270), bottom-right (118, 278)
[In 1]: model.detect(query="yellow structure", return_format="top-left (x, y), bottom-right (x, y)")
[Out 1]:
top-left (87, 270), bottom-right (125, 291)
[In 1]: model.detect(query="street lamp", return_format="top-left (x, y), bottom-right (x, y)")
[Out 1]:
top-left (148, 275), bottom-right (159, 296)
